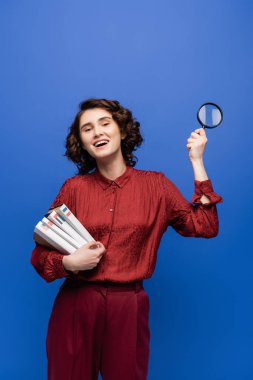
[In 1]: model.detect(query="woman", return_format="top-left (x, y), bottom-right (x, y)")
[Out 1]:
top-left (31, 98), bottom-right (223, 380)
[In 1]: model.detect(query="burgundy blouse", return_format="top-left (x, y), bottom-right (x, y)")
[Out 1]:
top-left (30, 165), bottom-right (223, 283)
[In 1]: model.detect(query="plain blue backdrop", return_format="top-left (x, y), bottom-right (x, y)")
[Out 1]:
top-left (1, 0), bottom-right (252, 379)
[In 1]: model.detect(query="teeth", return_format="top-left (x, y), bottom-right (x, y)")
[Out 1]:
top-left (94, 140), bottom-right (108, 147)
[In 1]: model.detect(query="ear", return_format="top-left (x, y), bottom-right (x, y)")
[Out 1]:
top-left (121, 132), bottom-right (127, 140)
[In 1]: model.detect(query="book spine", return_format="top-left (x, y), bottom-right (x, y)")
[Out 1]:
top-left (58, 205), bottom-right (94, 242)
top-left (47, 212), bottom-right (87, 245)
top-left (42, 217), bottom-right (81, 249)
top-left (34, 221), bottom-right (76, 254)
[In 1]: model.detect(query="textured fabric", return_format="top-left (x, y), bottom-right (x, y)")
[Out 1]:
top-left (30, 165), bottom-right (223, 283)
top-left (46, 279), bottom-right (150, 380)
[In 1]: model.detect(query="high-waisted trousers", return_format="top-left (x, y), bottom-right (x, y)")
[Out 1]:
top-left (46, 278), bottom-right (150, 380)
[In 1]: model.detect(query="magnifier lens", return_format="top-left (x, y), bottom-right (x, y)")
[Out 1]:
top-left (198, 103), bottom-right (222, 128)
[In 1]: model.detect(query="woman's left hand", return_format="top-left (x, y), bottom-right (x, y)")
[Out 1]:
top-left (186, 127), bottom-right (208, 161)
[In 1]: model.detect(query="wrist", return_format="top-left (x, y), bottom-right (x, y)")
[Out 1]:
top-left (62, 255), bottom-right (76, 272)
top-left (190, 157), bottom-right (209, 181)
top-left (190, 157), bottom-right (204, 165)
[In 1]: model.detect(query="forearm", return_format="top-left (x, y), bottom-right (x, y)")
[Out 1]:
top-left (190, 158), bottom-right (211, 204)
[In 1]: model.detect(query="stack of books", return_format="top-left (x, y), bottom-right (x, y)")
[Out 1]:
top-left (34, 203), bottom-right (95, 255)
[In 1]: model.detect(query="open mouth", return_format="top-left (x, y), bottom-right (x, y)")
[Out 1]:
top-left (93, 140), bottom-right (109, 148)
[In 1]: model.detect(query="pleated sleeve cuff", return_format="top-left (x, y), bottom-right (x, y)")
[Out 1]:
top-left (191, 179), bottom-right (223, 207)
top-left (43, 252), bottom-right (71, 280)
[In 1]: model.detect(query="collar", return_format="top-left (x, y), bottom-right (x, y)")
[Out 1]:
top-left (93, 165), bottom-right (134, 190)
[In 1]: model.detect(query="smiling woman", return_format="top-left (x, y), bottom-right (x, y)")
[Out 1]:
top-left (64, 98), bottom-right (143, 175)
top-left (30, 97), bottom-right (223, 380)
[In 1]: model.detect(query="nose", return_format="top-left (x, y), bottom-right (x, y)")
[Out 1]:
top-left (93, 125), bottom-right (105, 138)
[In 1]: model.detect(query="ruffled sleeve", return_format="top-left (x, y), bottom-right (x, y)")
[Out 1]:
top-left (159, 173), bottom-right (223, 238)
top-left (191, 179), bottom-right (223, 206)
top-left (30, 178), bottom-right (76, 283)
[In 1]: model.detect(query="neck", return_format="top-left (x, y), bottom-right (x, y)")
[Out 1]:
top-left (96, 158), bottom-right (127, 181)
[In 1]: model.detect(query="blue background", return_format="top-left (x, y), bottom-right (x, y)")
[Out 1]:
top-left (1, 0), bottom-right (252, 379)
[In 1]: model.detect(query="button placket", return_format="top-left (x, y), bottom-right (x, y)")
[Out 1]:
top-left (106, 183), bottom-right (118, 248)
top-left (108, 183), bottom-right (117, 212)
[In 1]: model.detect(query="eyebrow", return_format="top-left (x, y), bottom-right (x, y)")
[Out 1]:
top-left (80, 116), bottom-right (112, 130)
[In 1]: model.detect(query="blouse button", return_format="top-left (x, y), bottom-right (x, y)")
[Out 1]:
top-left (109, 208), bottom-right (114, 212)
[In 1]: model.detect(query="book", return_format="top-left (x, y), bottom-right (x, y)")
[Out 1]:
top-left (34, 203), bottom-right (95, 256)
top-left (34, 221), bottom-right (77, 254)
top-left (46, 210), bottom-right (87, 245)
top-left (47, 203), bottom-right (94, 243)
top-left (41, 217), bottom-right (82, 250)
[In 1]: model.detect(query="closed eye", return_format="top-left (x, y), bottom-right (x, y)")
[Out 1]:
top-left (82, 122), bottom-right (109, 132)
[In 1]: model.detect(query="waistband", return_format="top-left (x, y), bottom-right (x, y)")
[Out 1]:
top-left (63, 278), bottom-right (143, 292)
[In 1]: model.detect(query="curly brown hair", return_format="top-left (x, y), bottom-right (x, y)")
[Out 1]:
top-left (64, 98), bottom-right (144, 175)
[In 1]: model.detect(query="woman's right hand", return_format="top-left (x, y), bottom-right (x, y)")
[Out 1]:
top-left (62, 241), bottom-right (106, 273)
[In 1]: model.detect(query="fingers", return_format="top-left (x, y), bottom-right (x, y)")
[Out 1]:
top-left (97, 250), bottom-right (105, 259)
top-left (82, 240), bottom-right (106, 252)
top-left (195, 127), bottom-right (206, 135)
top-left (90, 244), bottom-right (100, 249)
top-left (89, 241), bottom-right (106, 255)
top-left (187, 128), bottom-right (207, 143)
top-left (190, 131), bottom-right (204, 139)
top-left (88, 240), bottom-right (103, 249)
top-left (190, 132), bottom-right (200, 139)
top-left (95, 241), bottom-right (105, 250)
top-left (193, 128), bottom-right (206, 136)
top-left (190, 128), bottom-right (206, 137)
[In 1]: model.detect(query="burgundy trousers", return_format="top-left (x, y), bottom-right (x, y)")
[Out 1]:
top-left (46, 278), bottom-right (150, 380)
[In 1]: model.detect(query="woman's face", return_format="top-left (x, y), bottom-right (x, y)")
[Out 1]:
top-left (79, 108), bottom-right (126, 162)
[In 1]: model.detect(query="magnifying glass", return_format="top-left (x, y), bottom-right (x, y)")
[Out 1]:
top-left (197, 102), bottom-right (223, 129)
